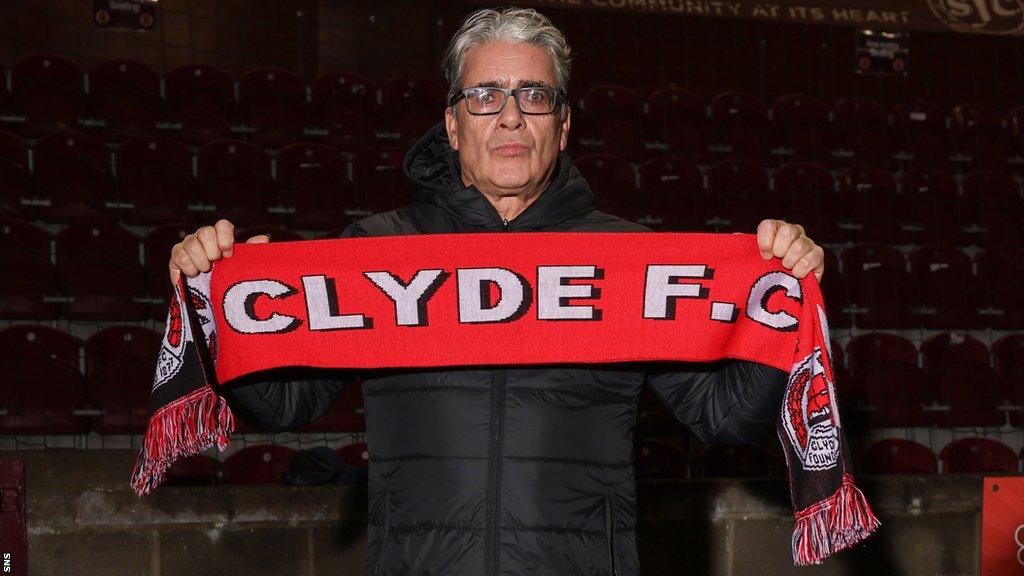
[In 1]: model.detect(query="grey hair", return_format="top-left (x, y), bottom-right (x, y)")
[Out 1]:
top-left (442, 7), bottom-right (572, 106)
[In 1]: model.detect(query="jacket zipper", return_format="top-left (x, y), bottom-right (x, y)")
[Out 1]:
top-left (373, 486), bottom-right (390, 576)
top-left (605, 495), bottom-right (619, 576)
top-left (485, 368), bottom-right (507, 576)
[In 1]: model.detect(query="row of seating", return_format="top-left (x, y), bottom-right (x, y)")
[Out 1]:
top-left (2, 130), bottom-right (1022, 244)
top-left (164, 444), bottom-right (369, 487)
top-left (2, 56), bottom-right (1024, 170)
top-left (0, 324), bottom-right (365, 435)
top-left (636, 437), bottom-right (1024, 479)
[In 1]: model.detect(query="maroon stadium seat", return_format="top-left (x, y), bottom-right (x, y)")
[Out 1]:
top-left (0, 129), bottom-right (31, 219)
top-left (0, 218), bottom-right (57, 318)
top-left (637, 156), bottom-right (705, 231)
top-left (710, 91), bottom-right (769, 164)
top-left (855, 359), bottom-right (929, 427)
top-left (644, 87), bottom-right (709, 164)
top-left (56, 222), bottom-right (147, 320)
top-left (33, 132), bottom-right (114, 223)
top-left (861, 439), bottom-right (936, 475)
top-left (975, 245), bottom-right (1024, 329)
top-left (239, 67), bottom-right (306, 148)
top-left (223, 445), bottom-right (296, 485)
top-left (86, 325), bottom-right (161, 434)
top-left (891, 100), bottom-right (951, 169)
top-left (897, 168), bottom-right (961, 245)
top-left (0, 217), bottom-right (51, 262)
top-left (908, 245), bottom-right (979, 329)
top-left (773, 162), bottom-right (840, 242)
top-left (831, 97), bottom-right (889, 167)
top-left (11, 53), bottom-right (85, 137)
top-left (846, 333), bottom-right (919, 418)
top-left (635, 439), bottom-right (689, 479)
top-left (87, 59), bottom-right (162, 142)
top-left (116, 136), bottom-right (195, 225)
top-left (837, 165), bottom-right (899, 243)
top-left (769, 94), bottom-right (831, 166)
top-left (165, 454), bottom-right (219, 486)
top-left (379, 75), bottom-right (445, 147)
top-left (819, 245), bottom-right (850, 328)
top-left (704, 158), bottom-right (774, 233)
top-left (580, 84), bottom-right (644, 161)
top-left (960, 169), bottom-right (1023, 246)
top-left (694, 444), bottom-right (773, 478)
top-left (165, 64), bottom-right (237, 145)
top-left (940, 438), bottom-right (1018, 474)
top-left (920, 332), bottom-right (990, 382)
top-left (0, 357), bottom-right (90, 434)
top-left (841, 243), bottom-right (917, 329)
top-left (309, 71), bottom-right (377, 153)
top-left (575, 153), bottom-right (642, 223)
top-left (993, 334), bottom-right (1024, 426)
top-left (929, 359), bottom-right (1002, 427)
top-left (196, 139), bottom-right (277, 227)
top-left (276, 142), bottom-right (358, 231)
top-left (337, 443), bottom-right (370, 468)
top-left (0, 324), bottom-right (80, 372)
top-left (352, 145), bottom-right (406, 214)
top-left (951, 103), bottom-right (1004, 171)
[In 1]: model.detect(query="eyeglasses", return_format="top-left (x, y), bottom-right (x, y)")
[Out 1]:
top-left (449, 86), bottom-right (566, 115)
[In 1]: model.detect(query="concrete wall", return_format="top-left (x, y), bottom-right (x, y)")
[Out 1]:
top-left (6, 449), bottom-right (983, 576)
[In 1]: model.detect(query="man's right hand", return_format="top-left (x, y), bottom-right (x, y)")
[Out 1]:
top-left (168, 219), bottom-right (270, 287)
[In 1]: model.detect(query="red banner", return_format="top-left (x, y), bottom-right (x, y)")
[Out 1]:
top-left (982, 476), bottom-right (1024, 575)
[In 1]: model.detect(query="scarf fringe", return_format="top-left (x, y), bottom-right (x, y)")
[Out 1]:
top-left (130, 385), bottom-right (235, 496)
top-left (792, 473), bottom-right (881, 565)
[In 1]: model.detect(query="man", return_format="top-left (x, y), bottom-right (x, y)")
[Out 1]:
top-left (169, 7), bottom-right (825, 575)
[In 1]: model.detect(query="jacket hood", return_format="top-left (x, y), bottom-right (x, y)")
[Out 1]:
top-left (401, 122), bottom-right (595, 230)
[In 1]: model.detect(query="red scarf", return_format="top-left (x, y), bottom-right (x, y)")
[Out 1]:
top-left (131, 232), bottom-right (879, 565)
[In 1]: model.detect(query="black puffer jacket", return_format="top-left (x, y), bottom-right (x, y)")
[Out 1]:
top-left (225, 123), bottom-right (788, 576)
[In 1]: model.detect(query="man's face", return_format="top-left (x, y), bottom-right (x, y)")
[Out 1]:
top-left (444, 41), bottom-right (571, 199)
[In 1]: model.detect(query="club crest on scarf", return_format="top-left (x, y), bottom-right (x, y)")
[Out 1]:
top-left (783, 346), bottom-right (841, 471)
top-left (154, 283), bottom-right (192, 391)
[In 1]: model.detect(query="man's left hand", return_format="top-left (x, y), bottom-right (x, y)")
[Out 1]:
top-left (756, 219), bottom-right (825, 282)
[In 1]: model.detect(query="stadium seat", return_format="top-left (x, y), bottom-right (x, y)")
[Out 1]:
top-left (897, 168), bottom-right (961, 245)
top-left (854, 359), bottom-right (930, 427)
top-left (694, 444), bottom-right (773, 478)
top-left (196, 139), bottom-right (277, 227)
top-left (861, 439), bottom-right (937, 475)
top-left (710, 91), bottom-right (769, 163)
top-left (579, 84), bottom-right (644, 161)
top-left (891, 100), bottom-right (951, 169)
top-left (0, 357), bottom-right (90, 434)
top-left (0, 217), bottom-right (51, 262)
top-left (846, 332), bottom-right (918, 416)
top-left (951, 103), bottom-right (1004, 171)
top-left (164, 454), bottom-right (219, 486)
top-left (86, 59), bottom-right (162, 142)
top-left (33, 132), bottom-right (114, 223)
top-left (637, 156), bottom-right (705, 231)
top-left (940, 437), bottom-right (1018, 474)
top-left (85, 326), bottom-right (161, 434)
top-left (165, 64), bottom-right (237, 145)
top-left (239, 67), bottom-right (306, 148)
top-left (769, 94), bottom-right (831, 166)
top-left (837, 165), bottom-right (899, 243)
top-left (920, 332), bottom-right (990, 382)
top-left (841, 242), bottom-right (917, 328)
top-left (831, 97), bottom-right (889, 167)
top-left (992, 334), bottom-right (1024, 426)
top-left (352, 145), bottom-right (406, 215)
top-left (116, 136), bottom-right (195, 225)
top-left (379, 75), bottom-right (445, 147)
top-left (635, 438), bottom-right (689, 479)
top-left (0, 129), bottom-right (31, 219)
top-left (309, 71), bottom-right (377, 153)
top-left (820, 246), bottom-right (850, 329)
top-left (222, 444), bottom-right (296, 485)
top-left (960, 169), bottom-right (1023, 246)
top-left (56, 222), bottom-right (147, 320)
top-left (0, 324), bottom-right (80, 372)
top-left (704, 158), bottom-right (774, 232)
top-left (575, 153), bottom-right (642, 222)
top-left (975, 245), bottom-right (1024, 329)
top-left (336, 442), bottom-right (370, 468)
top-left (644, 87), bottom-right (709, 164)
top-left (908, 245), bottom-right (980, 329)
top-left (276, 142), bottom-right (358, 230)
top-left (11, 53), bottom-right (85, 137)
top-left (773, 162), bottom-right (840, 242)
top-left (929, 359), bottom-right (1002, 427)
top-left (1, 217), bottom-right (57, 319)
